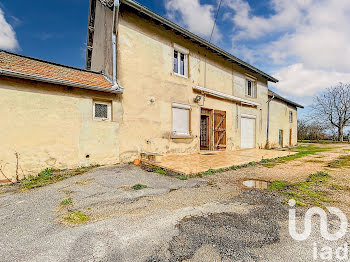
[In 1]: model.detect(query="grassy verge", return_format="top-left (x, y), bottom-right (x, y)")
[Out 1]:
top-left (19, 165), bottom-right (101, 191)
top-left (261, 145), bottom-right (334, 168)
top-left (148, 162), bottom-right (259, 180)
top-left (327, 155), bottom-right (350, 168)
top-left (269, 171), bottom-right (334, 207)
top-left (144, 145), bottom-right (334, 179)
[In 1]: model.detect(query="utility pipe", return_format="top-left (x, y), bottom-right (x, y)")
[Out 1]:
top-left (266, 94), bottom-right (275, 142)
top-left (111, 0), bottom-right (124, 92)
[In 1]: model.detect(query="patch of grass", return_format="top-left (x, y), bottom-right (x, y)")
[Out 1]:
top-left (326, 155), bottom-right (350, 168)
top-left (304, 159), bottom-right (324, 163)
top-left (270, 171), bottom-right (332, 207)
top-left (60, 198), bottom-right (72, 206)
top-left (20, 168), bottom-right (58, 189)
top-left (269, 180), bottom-right (287, 191)
top-left (153, 168), bottom-right (168, 175)
top-left (307, 171), bottom-right (330, 183)
top-left (131, 184), bottom-right (148, 190)
top-left (64, 211), bottom-right (88, 224)
top-left (262, 145), bottom-right (334, 168)
top-left (19, 165), bottom-right (101, 191)
top-left (176, 175), bottom-right (189, 180)
top-left (203, 169), bottom-right (216, 175)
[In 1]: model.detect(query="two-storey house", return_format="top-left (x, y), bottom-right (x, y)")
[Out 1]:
top-left (86, 0), bottom-right (303, 162)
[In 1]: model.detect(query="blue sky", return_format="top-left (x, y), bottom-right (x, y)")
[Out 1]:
top-left (1, 0), bottom-right (350, 118)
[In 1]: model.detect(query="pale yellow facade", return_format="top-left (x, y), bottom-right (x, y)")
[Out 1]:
top-left (90, 6), bottom-right (298, 162)
top-left (0, 77), bottom-right (122, 181)
top-left (0, 2), bottom-right (299, 181)
top-left (269, 99), bottom-right (298, 148)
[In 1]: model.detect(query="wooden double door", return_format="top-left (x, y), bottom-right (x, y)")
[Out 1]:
top-left (200, 108), bottom-right (226, 151)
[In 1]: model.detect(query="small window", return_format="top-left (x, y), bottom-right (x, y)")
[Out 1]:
top-left (245, 80), bottom-right (255, 97)
top-left (173, 50), bottom-right (188, 77)
top-left (172, 103), bottom-right (191, 136)
top-left (93, 101), bottom-right (111, 121)
top-left (289, 111), bottom-right (293, 123)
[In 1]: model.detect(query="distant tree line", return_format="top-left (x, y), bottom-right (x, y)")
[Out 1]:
top-left (297, 119), bottom-right (350, 141)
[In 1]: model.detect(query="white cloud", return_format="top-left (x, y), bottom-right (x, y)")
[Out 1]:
top-left (224, 0), bottom-right (312, 41)
top-left (164, 0), bottom-right (221, 42)
top-left (0, 8), bottom-right (19, 51)
top-left (222, 0), bottom-right (350, 103)
top-left (272, 63), bottom-right (350, 105)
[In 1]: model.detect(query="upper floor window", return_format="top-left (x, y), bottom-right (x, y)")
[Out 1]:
top-left (289, 111), bottom-right (293, 123)
top-left (245, 79), bottom-right (256, 98)
top-left (173, 44), bottom-right (189, 78)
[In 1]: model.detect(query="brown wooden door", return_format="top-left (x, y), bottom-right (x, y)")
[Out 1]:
top-left (214, 110), bottom-right (226, 150)
top-left (289, 128), bottom-right (292, 146)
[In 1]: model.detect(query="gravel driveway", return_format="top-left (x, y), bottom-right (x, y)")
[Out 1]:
top-left (0, 164), bottom-right (349, 262)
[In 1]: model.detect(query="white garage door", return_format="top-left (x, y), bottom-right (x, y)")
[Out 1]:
top-left (241, 117), bottom-right (256, 149)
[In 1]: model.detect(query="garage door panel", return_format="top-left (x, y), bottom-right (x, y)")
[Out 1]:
top-left (241, 117), bottom-right (256, 149)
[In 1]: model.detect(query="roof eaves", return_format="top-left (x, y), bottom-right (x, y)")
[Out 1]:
top-left (269, 90), bottom-right (304, 108)
top-left (0, 49), bottom-right (104, 75)
top-left (119, 0), bottom-right (279, 83)
top-left (0, 68), bottom-right (122, 94)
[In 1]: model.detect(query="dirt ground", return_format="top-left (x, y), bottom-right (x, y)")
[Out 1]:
top-left (213, 143), bottom-right (350, 215)
top-left (1, 143), bottom-right (350, 261)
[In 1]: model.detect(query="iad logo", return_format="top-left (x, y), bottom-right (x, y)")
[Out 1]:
top-left (288, 199), bottom-right (348, 241)
top-left (288, 199), bottom-right (349, 260)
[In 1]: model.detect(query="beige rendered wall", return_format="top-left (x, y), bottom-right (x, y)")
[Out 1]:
top-left (111, 10), bottom-right (270, 162)
top-left (269, 99), bottom-right (298, 147)
top-left (0, 77), bottom-right (122, 181)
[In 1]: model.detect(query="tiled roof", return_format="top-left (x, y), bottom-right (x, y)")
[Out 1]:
top-left (268, 90), bottom-right (304, 108)
top-left (0, 50), bottom-right (114, 90)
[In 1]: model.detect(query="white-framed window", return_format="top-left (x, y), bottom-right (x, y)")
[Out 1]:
top-left (93, 101), bottom-right (111, 121)
top-left (245, 79), bottom-right (256, 97)
top-left (289, 111), bottom-right (293, 123)
top-left (173, 44), bottom-right (189, 78)
top-left (172, 102), bottom-right (191, 137)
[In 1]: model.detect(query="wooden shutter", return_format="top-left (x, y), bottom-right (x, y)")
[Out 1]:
top-left (214, 110), bottom-right (226, 150)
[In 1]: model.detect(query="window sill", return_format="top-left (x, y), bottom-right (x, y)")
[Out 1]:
top-left (93, 118), bottom-right (111, 122)
top-left (173, 72), bottom-right (188, 79)
top-left (245, 95), bottom-right (257, 99)
top-left (171, 134), bottom-right (193, 139)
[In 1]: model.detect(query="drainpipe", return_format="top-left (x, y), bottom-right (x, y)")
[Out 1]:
top-left (266, 94), bottom-right (275, 143)
top-left (111, 0), bottom-right (124, 92)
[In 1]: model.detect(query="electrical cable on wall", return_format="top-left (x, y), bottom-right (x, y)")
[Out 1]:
top-left (190, 0), bottom-right (223, 86)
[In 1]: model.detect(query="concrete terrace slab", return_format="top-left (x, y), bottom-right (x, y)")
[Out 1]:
top-left (143, 149), bottom-right (296, 175)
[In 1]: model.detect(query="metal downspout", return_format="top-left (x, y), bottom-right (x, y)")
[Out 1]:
top-left (111, 0), bottom-right (124, 92)
top-left (266, 95), bottom-right (275, 142)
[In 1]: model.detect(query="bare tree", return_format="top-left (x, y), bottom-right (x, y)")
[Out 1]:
top-left (312, 83), bottom-right (350, 142)
top-left (297, 119), bottom-right (308, 140)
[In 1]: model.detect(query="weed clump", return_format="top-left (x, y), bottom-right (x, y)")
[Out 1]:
top-left (327, 155), bottom-right (350, 168)
top-left (132, 184), bottom-right (148, 190)
top-left (19, 165), bottom-right (101, 191)
top-left (60, 198), bottom-right (73, 206)
top-left (64, 211), bottom-right (88, 224)
top-left (269, 181), bottom-right (287, 191)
